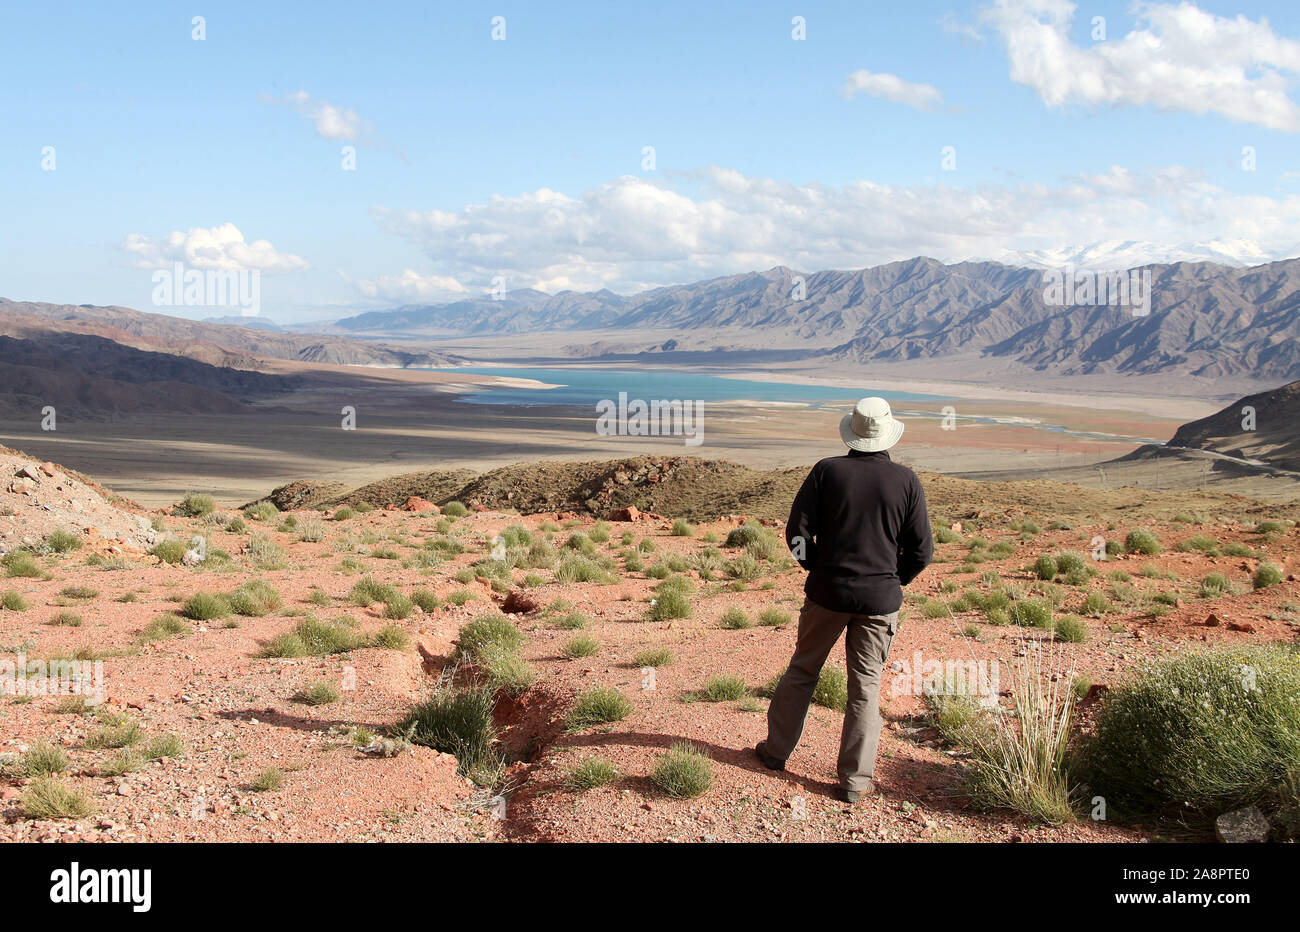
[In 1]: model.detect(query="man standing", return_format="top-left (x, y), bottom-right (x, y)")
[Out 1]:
top-left (755, 397), bottom-right (933, 803)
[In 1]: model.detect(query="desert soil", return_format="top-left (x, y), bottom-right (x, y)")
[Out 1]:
top-left (2, 447), bottom-right (1297, 843)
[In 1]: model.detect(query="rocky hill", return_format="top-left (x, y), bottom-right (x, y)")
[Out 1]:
top-left (1166, 380), bottom-right (1300, 471)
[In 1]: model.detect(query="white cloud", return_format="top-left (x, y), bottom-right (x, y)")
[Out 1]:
top-left (841, 70), bottom-right (943, 110)
top-left (264, 90), bottom-right (369, 141)
top-left (347, 269), bottom-right (468, 302)
top-left (980, 0), bottom-right (1300, 131)
top-left (366, 167), bottom-right (1300, 294)
top-left (122, 223), bottom-right (309, 272)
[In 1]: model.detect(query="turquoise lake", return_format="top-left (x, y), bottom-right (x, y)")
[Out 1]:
top-left (449, 367), bottom-right (949, 407)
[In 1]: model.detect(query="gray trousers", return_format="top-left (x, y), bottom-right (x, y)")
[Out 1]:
top-left (762, 598), bottom-right (898, 792)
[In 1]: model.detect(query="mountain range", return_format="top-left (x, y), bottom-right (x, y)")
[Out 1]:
top-left (330, 255), bottom-right (1300, 382)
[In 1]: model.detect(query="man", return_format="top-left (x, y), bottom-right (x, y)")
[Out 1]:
top-left (755, 397), bottom-right (933, 803)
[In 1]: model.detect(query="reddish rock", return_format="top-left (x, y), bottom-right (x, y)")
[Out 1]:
top-left (471, 503), bottom-right (487, 512)
top-left (1083, 683), bottom-right (1110, 702)
top-left (1205, 613), bottom-right (1222, 627)
top-left (1229, 621), bottom-right (1258, 633)
top-left (607, 505), bottom-right (641, 522)
top-left (403, 496), bottom-right (438, 513)
top-left (501, 590), bottom-right (541, 615)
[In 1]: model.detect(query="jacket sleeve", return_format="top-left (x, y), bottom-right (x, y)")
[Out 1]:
top-left (897, 474), bottom-right (933, 585)
top-left (785, 465), bottom-right (819, 571)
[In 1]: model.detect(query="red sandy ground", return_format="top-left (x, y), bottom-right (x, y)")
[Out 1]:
top-left (1, 499), bottom-right (1297, 843)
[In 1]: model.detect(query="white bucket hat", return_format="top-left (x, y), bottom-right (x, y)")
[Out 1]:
top-left (839, 397), bottom-right (904, 452)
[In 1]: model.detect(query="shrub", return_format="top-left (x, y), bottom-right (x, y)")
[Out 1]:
top-left (633, 647), bottom-right (672, 667)
top-left (59, 585), bottom-right (98, 600)
top-left (567, 687), bottom-right (632, 730)
top-left (181, 591), bottom-right (230, 621)
top-left (965, 645), bottom-right (1077, 825)
top-left (724, 554), bottom-right (762, 582)
top-left (1078, 645), bottom-right (1300, 816)
top-left (1199, 573), bottom-right (1233, 598)
top-left (1082, 592), bottom-right (1110, 616)
top-left (399, 681), bottom-right (498, 779)
top-left (442, 501), bottom-right (469, 518)
top-left (22, 741), bottom-right (69, 777)
top-left (251, 768), bottom-right (284, 792)
top-left (100, 749), bottom-right (145, 776)
top-left (647, 588), bottom-right (692, 621)
top-left (296, 680), bottom-right (341, 705)
top-left (411, 588), bottom-right (441, 612)
top-left (1125, 529), bottom-right (1161, 555)
top-left (244, 502), bottom-right (279, 522)
top-left (566, 757), bottom-right (619, 791)
top-left (724, 525), bottom-right (765, 548)
top-left (4, 550), bottom-right (42, 578)
top-left (1009, 599), bottom-right (1052, 628)
top-left (652, 743), bottom-right (712, 798)
top-left (934, 527), bottom-right (961, 544)
top-left (227, 580), bottom-right (283, 616)
top-left (589, 521), bottom-right (611, 544)
top-left (445, 589), bottom-right (474, 606)
top-left (756, 607), bottom-right (791, 627)
top-left (245, 534), bottom-right (285, 567)
top-left (282, 616), bottom-right (366, 656)
top-left (1033, 554), bottom-right (1059, 581)
top-left (1253, 563), bottom-right (1284, 589)
top-left (1053, 615), bottom-right (1088, 643)
top-left (0, 590), bottom-right (27, 611)
top-left (86, 720), bottom-right (140, 750)
top-left (383, 593), bottom-right (414, 620)
top-left (146, 734), bottom-right (183, 760)
top-left (138, 613), bottom-right (188, 642)
top-left (671, 519), bottom-right (694, 537)
top-left (926, 688), bottom-right (993, 748)
top-left (562, 634), bottom-right (600, 658)
top-left (371, 625), bottom-right (412, 650)
top-left (1178, 535), bottom-right (1219, 553)
top-left (150, 539), bottom-right (186, 565)
top-left (695, 674), bottom-right (749, 702)
top-left (477, 647), bottom-right (535, 695)
top-left (548, 611), bottom-right (588, 630)
top-left (332, 506), bottom-right (355, 522)
top-left (48, 611), bottom-right (83, 627)
top-left (554, 555), bottom-right (617, 585)
top-left (718, 607), bottom-right (752, 629)
top-left (22, 778), bottom-right (94, 819)
top-left (454, 614), bottom-right (525, 661)
top-left (45, 529), bottom-right (83, 553)
top-left (1055, 552), bottom-right (1088, 575)
top-left (176, 493), bottom-right (217, 517)
top-left (813, 666), bottom-right (848, 711)
top-left (297, 517), bottom-right (326, 542)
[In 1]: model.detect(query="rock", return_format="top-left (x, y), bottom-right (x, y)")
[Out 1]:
top-left (1204, 613), bottom-right (1222, 627)
top-left (1083, 683), bottom-right (1110, 702)
top-left (950, 522), bottom-right (962, 532)
top-left (403, 496), bottom-right (438, 513)
top-left (1229, 621), bottom-right (1258, 633)
top-left (607, 506), bottom-right (641, 522)
top-left (501, 590), bottom-right (540, 615)
top-left (1215, 806), bottom-right (1270, 843)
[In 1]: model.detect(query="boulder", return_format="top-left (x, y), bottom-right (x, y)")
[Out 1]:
top-left (1215, 806), bottom-right (1270, 843)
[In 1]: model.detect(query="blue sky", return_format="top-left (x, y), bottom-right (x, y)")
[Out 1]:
top-left (5, 0), bottom-right (1300, 321)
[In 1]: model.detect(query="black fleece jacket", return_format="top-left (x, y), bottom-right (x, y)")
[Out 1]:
top-left (785, 450), bottom-right (933, 615)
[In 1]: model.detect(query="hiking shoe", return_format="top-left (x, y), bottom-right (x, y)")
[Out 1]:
top-left (835, 782), bottom-right (874, 804)
top-left (753, 744), bottom-right (785, 771)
